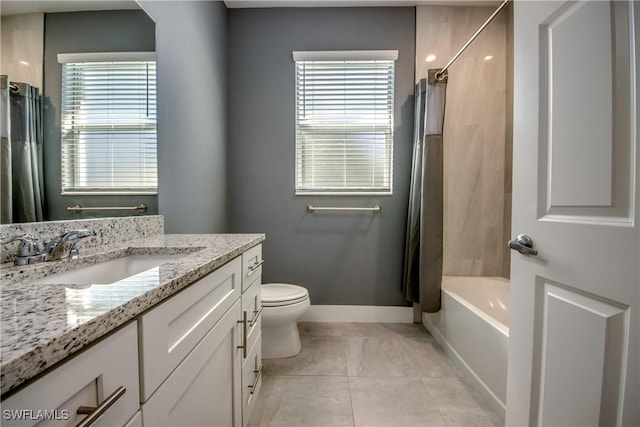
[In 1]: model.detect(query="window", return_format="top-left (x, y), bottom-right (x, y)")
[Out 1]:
top-left (294, 50), bottom-right (396, 195)
top-left (59, 52), bottom-right (157, 194)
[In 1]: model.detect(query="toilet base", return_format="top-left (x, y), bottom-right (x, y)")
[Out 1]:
top-left (262, 321), bottom-right (302, 359)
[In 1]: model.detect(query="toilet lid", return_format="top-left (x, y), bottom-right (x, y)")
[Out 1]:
top-left (262, 283), bottom-right (309, 306)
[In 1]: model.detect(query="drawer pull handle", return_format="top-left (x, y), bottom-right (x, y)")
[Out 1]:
top-left (76, 386), bottom-right (126, 427)
top-left (249, 305), bottom-right (263, 327)
top-left (237, 311), bottom-right (248, 358)
top-left (247, 259), bottom-right (264, 276)
top-left (249, 365), bottom-right (263, 395)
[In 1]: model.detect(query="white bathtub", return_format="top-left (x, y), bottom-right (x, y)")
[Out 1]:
top-left (423, 276), bottom-right (509, 418)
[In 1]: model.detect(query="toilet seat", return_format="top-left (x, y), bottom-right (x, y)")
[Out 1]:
top-left (262, 283), bottom-right (309, 307)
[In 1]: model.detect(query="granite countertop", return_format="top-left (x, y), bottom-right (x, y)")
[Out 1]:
top-left (0, 233), bottom-right (265, 396)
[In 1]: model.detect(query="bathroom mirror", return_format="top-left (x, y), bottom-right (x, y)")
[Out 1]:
top-left (1, 1), bottom-right (157, 224)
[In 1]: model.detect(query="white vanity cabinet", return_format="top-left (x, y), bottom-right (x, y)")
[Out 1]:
top-left (1, 322), bottom-right (140, 427)
top-left (139, 256), bottom-right (244, 426)
top-left (140, 244), bottom-right (263, 427)
top-left (2, 242), bottom-right (263, 427)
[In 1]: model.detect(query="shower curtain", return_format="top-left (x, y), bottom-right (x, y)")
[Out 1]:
top-left (402, 69), bottom-right (447, 313)
top-left (0, 76), bottom-right (44, 223)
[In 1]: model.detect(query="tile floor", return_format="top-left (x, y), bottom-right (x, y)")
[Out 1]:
top-left (248, 322), bottom-right (503, 427)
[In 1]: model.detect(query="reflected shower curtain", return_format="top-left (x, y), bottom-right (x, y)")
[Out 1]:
top-left (0, 76), bottom-right (44, 223)
top-left (403, 70), bottom-right (447, 313)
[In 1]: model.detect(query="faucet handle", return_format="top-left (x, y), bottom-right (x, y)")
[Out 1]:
top-left (0, 233), bottom-right (41, 256)
top-left (44, 229), bottom-right (93, 260)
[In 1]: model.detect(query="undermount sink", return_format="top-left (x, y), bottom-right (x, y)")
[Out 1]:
top-left (33, 254), bottom-right (187, 285)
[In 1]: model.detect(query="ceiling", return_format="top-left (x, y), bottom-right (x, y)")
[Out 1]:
top-left (224, 0), bottom-right (500, 7)
top-left (1, 0), bottom-right (501, 16)
top-left (0, 1), bottom-right (139, 16)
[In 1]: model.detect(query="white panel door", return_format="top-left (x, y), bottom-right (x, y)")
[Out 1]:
top-left (507, 1), bottom-right (639, 426)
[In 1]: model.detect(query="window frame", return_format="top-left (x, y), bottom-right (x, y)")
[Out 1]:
top-left (293, 50), bottom-right (397, 196)
top-left (58, 52), bottom-right (158, 195)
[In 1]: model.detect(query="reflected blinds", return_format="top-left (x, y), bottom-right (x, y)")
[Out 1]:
top-left (60, 56), bottom-right (157, 194)
top-left (294, 52), bottom-right (395, 194)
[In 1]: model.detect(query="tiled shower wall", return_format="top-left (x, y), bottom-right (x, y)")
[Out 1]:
top-left (0, 13), bottom-right (44, 89)
top-left (416, 5), bottom-right (513, 278)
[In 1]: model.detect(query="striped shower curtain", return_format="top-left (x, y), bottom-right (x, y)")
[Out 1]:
top-left (402, 69), bottom-right (447, 313)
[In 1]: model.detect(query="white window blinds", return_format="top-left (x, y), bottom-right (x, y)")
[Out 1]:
top-left (59, 52), bottom-right (157, 194)
top-left (294, 50), bottom-right (396, 194)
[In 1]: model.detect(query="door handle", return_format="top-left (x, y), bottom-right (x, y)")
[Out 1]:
top-left (237, 311), bottom-right (248, 358)
top-left (508, 234), bottom-right (538, 256)
top-left (76, 386), bottom-right (126, 427)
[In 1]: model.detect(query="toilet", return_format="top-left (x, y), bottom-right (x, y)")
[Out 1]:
top-left (261, 283), bottom-right (310, 359)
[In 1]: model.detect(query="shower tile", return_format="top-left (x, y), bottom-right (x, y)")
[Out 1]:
top-left (258, 376), bottom-right (354, 427)
top-left (349, 376), bottom-right (446, 427)
top-left (264, 335), bottom-right (347, 376)
top-left (417, 4), bottom-right (510, 278)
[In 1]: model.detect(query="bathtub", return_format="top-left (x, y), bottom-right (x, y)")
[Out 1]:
top-left (423, 276), bottom-right (509, 418)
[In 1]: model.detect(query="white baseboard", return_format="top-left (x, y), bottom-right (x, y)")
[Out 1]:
top-left (299, 305), bottom-right (413, 323)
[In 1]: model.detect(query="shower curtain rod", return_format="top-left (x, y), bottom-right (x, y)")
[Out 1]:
top-left (435, 0), bottom-right (511, 80)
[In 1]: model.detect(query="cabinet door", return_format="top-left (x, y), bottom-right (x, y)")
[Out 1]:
top-left (142, 300), bottom-right (243, 427)
top-left (139, 257), bottom-right (242, 401)
top-left (1, 322), bottom-right (139, 427)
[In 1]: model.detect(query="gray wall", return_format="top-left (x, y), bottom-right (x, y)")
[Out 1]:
top-left (139, 0), bottom-right (228, 233)
top-left (43, 10), bottom-right (157, 221)
top-left (227, 7), bottom-right (415, 306)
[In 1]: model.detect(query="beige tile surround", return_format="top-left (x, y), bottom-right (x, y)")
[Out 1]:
top-left (249, 322), bottom-right (502, 427)
top-left (416, 6), bottom-right (513, 278)
top-left (1, 13), bottom-right (44, 89)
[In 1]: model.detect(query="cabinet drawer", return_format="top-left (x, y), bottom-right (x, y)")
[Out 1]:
top-left (242, 244), bottom-right (262, 292)
top-left (2, 322), bottom-right (139, 427)
top-left (242, 280), bottom-right (262, 354)
top-left (142, 300), bottom-right (243, 427)
top-left (242, 331), bottom-right (262, 427)
top-left (140, 257), bottom-right (242, 401)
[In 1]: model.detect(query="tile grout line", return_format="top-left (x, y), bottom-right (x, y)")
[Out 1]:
top-left (345, 376), bottom-right (357, 427)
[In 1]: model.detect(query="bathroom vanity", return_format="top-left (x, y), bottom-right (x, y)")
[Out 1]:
top-left (0, 216), bottom-right (264, 427)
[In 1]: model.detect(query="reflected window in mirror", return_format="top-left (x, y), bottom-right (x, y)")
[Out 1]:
top-left (58, 52), bottom-right (157, 195)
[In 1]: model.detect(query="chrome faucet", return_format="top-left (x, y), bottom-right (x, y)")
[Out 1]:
top-left (0, 233), bottom-right (46, 265)
top-left (44, 229), bottom-right (92, 260)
